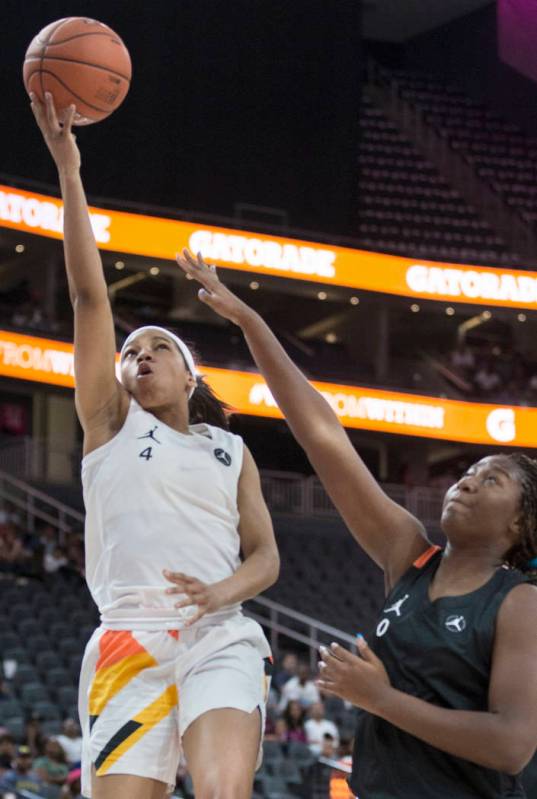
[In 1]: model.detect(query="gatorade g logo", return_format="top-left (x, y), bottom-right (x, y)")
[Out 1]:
top-left (486, 408), bottom-right (516, 443)
top-left (214, 448), bottom-right (232, 466)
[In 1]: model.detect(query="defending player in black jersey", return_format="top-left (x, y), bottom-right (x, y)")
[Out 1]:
top-left (177, 250), bottom-right (537, 799)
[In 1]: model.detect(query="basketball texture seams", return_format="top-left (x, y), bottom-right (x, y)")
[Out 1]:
top-left (23, 17), bottom-right (132, 125)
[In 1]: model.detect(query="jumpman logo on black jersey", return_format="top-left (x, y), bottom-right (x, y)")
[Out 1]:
top-left (384, 594), bottom-right (410, 617)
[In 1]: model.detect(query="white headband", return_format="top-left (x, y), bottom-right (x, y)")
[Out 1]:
top-left (120, 326), bottom-right (199, 398)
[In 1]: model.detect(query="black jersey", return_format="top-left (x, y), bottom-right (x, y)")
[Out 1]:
top-left (350, 546), bottom-right (527, 799)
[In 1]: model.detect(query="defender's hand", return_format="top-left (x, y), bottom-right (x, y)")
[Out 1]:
top-left (176, 249), bottom-right (252, 326)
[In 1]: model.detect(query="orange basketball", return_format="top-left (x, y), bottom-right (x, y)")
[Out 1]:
top-left (23, 17), bottom-right (132, 125)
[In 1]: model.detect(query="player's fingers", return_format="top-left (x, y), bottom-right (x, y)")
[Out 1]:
top-left (63, 104), bottom-right (77, 133)
top-left (44, 92), bottom-right (61, 133)
top-left (182, 248), bottom-right (200, 268)
top-left (30, 98), bottom-right (48, 134)
top-left (163, 569), bottom-right (192, 580)
top-left (184, 608), bottom-right (206, 627)
top-left (329, 642), bottom-right (355, 663)
top-left (174, 596), bottom-right (197, 609)
top-left (355, 634), bottom-right (377, 663)
top-left (316, 680), bottom-right (337, 694)
top-left (176, 253), bottom-right (200, 279)
top-left (198, 288), bottom-right (217, 306)
top-left (319, 644), bottom-right (344, 663)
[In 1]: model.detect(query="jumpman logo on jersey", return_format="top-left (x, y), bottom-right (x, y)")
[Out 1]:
top-left (137, 426), bottom-right (161, 445)
top-left (384, 594), bottom-right (410, 617)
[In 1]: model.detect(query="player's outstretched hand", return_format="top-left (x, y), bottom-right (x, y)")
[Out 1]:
top-left (163, 569), bottom-right (225, 627)
top-left (317, 638), bottom-right (391, 714)
top-left (30, 91), bottom-right (80, 176)
top-left (176, 249), bottom-right (251, 326)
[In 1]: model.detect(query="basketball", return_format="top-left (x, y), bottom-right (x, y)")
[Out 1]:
top-left (23, 17), bottom-right (131, 125)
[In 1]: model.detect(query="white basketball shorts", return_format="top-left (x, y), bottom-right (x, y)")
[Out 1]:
top-left (78, 614), bottom-right (272, 796)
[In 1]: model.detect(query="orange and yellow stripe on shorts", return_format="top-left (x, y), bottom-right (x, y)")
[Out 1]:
top-left (94, 683), bottom-right (178, 775)
top-left (89, 631), bottom-right (158, 726)
top-left (89, 631), bottom-right (178, 776)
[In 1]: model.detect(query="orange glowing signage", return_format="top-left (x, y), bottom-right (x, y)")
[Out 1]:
top-left (2, 183), bottom-right (537, 310)
top-left (0, 330), bottom-right (535, 448)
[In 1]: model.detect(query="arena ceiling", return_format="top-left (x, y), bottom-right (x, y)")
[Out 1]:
top-left (363, 0), bottom-right (494, 41)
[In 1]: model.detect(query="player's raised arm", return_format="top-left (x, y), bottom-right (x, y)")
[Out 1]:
top-left (176, 251), bottom-right (430, 591)
top-left (30, 93), bottom-right (127, 448)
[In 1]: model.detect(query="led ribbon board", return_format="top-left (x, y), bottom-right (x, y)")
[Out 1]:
top-left (0, 330), bottom-right (534, 448)
top-left (2, 184), bottom-right (537, 309)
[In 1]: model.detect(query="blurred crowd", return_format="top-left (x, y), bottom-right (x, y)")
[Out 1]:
top-left (0, 720), bottom-right (82, 798)
top-left (0, 504), bottom-right (84, 581)
top-left (448, 342), bottom-right (537, 404)
top-left (264, 653), bottom-right (354, 765)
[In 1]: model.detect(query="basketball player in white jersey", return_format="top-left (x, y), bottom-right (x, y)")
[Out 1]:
top-left (30, 94), bottom-right (280, 799)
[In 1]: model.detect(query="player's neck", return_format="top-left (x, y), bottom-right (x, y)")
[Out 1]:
top-left (438, 543), bottom-right (502, 580)
top-left (150, 403), bottom-right (191, 434)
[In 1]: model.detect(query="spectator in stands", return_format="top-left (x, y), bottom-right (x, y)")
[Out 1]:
top-left (305, 701), bottom-right (340, 755)
top-left (278, 662), bottom-right (320, 711)
top-left (319, 732), bottom-right (337, 760)
top-left (0, 503), bottom-right (21, 529)
top-left (39, 524), bottom-right (58, 557)
top-left (0, 524), bottom-right (31, 574)
top-left (55, 719), bottom-right (82, 767)
top-left (0, 681), bottom-right (12, 702)
top-left (0, 735), bottom-right (15, 775)
top-left (33, 737), bottom-right (69, 787)
top-left (282, 700), bottom-right (307, 743)
top-left (44, 544), bottom-right (68, 574)
top-left (273, 651), bottom-right (299, 691)
top-left (64, 537), bottom-right (85, 579)
top-left (0, 744), bottom-right (43, 793)
top-left (449, 343), bottom-right (475, 377)
top-left (60, 766), bottom-right (82, 799)
top-left (474, 358), bottom-right (502, 396)
top-left (529, 373), bottom-right (537, 401)
top-left (25, 713), bottom-right (46, 759)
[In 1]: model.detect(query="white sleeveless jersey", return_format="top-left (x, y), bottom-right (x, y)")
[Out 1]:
top-left (81, 398), bottom-right (245, 629)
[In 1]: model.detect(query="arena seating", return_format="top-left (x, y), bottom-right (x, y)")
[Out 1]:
top-left (0, 574), bottom-right (95, 743)
top-left (357, 93), bottom-right (515, 265)
top-left (383, 67), bottom-right (537, 238)
top-left (265, 515), bottom-right (385, 636)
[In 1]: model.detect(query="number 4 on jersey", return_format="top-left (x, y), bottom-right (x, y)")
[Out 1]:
top-left (139, 446), bottom-right (153, 461)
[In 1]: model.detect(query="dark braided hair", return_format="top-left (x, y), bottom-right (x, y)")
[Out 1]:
top-left (503, 453), bottom-right (537, 585)
top-left (189, 374), bottom-right (231, 430)
top-left (180, 341), bottom-right (231, 430)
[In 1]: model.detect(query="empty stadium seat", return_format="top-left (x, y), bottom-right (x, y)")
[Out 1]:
top-left (32, 700), bottom-right (61, 721)
top-left (44, 667), bottom-right (71, 689)
top-left (20, 682), bottom-right (50, 706)
top-left (35, 650), bottom-right (64, 673)
top-left (56, 686), bottom-right (78, 710)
